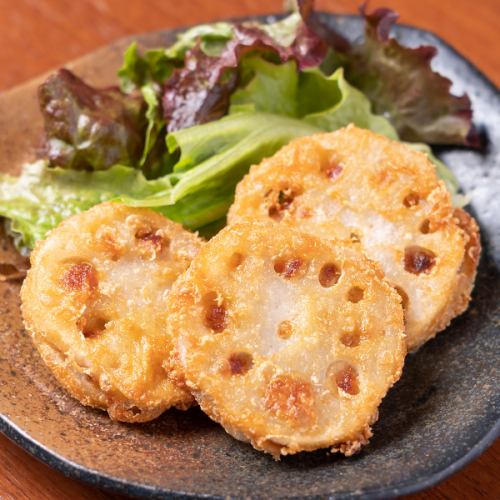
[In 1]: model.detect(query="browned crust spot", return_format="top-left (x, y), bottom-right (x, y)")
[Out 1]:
top-left (347, 286), bottom-right (364, 303)
top-left (228, 252), bottom-right (244, 270)
top-left (273, 257), bottom-right (306, 279)
top-left (62, 263), bottom-right (98, 292)
top-left (335, 365), bottom-right (359, 395)
top-left (277, 320), bottom-right (293, 340)
top-left (226, 352), bottom-right (253, 376)
top-left (203, 292), bottom-right (227, 333)
top-left (324, 162), bottom-right (343, 181)
top-left (264, 374), bottom-right (316, 426)
top-left (403, 191), bottom-right (420, 208)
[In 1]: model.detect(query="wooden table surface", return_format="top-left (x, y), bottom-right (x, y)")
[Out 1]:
top-left (0, 0), bottom-right (498, 498)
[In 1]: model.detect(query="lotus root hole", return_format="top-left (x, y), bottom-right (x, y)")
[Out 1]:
top-left (264, 375), bottom-right (315, 424)
top-left (77, 314), bottom-right (108, 339)
top-left (324, 161), bottom-right (343, 181)
top-left (394, 286), bottom-right (409, 311)
top-left (129, 406), bottom-right (142, 416)
top-left (203, 292), bottom-right (227, 333)
top-left (404, 246), bottom-right (436, 274)
top-left (277, 320), bottom-right (293, 339)
top-left (420, 219), bottom-right (431, 234)
top-left (319, 262), bottom-right (341, 287)
top-left (268, 189), bottom-right (298, 221)
top-left (273, 257), bottom-right (305, 278)
top-left (228, 252), bottom-right (244, 269)
top-left (347, 286), bottom-right (364, 303)
top-left (135, 229), bottom-right (168, 252)
top-left (227, 352), bottom-right (253, 376)
top-left (403, 191), bottom-right (420, 208)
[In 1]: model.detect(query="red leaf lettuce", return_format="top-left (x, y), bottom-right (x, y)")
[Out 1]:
top-left (162, 22), bottom-right (327, 132)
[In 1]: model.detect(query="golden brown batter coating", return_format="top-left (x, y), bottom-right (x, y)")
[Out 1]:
top-left (168, 222), bottom-right (406, 458)
top-left (229, 125), bottom-right (480, 351)
top-left (21, 202), bottom-right (202, 422)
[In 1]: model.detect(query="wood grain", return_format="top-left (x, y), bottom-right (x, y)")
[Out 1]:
top-left (0, 1), bottom-right (498, 499)
top-left (0, 434), bottom-right (123, 500)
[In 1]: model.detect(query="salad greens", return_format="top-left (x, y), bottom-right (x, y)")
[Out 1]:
top-left (230, 59), bottom-right (397, 139)
top-left (0, 162), bottom-right (156, 251)
top-left (162, 22), bottom-right (327, 132)
top-left (118, 43), bottom-right (174, 93)
top-left (0, 0), bottom-right (474, 251)
top-left (338, 5), bottom-right (477, 146)
top-left (39, 69), bottom-right (146, 171)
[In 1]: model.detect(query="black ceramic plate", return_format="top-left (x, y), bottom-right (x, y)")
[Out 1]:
top-left (0, 12), bottom-right (499, 499)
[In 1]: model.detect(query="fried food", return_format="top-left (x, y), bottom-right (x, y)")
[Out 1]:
top-left (21, 202), bottom-right (202, 422)
top-left (228, 125), bottom-right (480, 351)
top-left (167, 222), bottom-right (406, 458)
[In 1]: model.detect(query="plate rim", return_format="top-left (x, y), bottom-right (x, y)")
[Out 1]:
top-left (1, 413), bottom-right (498, 499)
top-left (1, 11), bottom-right (499, 499)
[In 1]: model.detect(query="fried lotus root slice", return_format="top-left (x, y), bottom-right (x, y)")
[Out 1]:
top-left (228, 125), bottom-right (481, 351)
top-left (21, 202), bottom-right (202, 422)
top-left (168, 222), bottom-right (405, 457)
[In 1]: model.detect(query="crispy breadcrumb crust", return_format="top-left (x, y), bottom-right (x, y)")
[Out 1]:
top-left (420, 208), bottom-right (480, 342)
top-left (229, 125), bottom-right (481, 351)
top-left (168, 222), bottom-right (406, 458)
top-left (21, 202), bottom-right (202, 422)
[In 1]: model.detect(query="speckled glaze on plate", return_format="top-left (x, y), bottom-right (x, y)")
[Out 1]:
top-left (0, 13), bottom-right (498, 499)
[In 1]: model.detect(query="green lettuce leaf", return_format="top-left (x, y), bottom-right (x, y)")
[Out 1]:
top-left (118, 24), bottom-right (234, 93)
top-left (164, 112), bottom-right (321, 203)
top-left (0, 162), bottom-right (161, 250)
top-left (118, 42), bottom-right (174, 92)
top-left (165, 22), bottom-right (234, 59)
top-left (257, 13), bottom-right (302, 46)
top-left (138, 82), bottom-right (172, 178)
top-left (140, 83), bottom-right (162, 167)
top-left (230, 57), bottom-right (299, 116)
top-left (300, 68), bottom-right (397, 139)
top-left (230, 58), bottom-right (397, 139)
